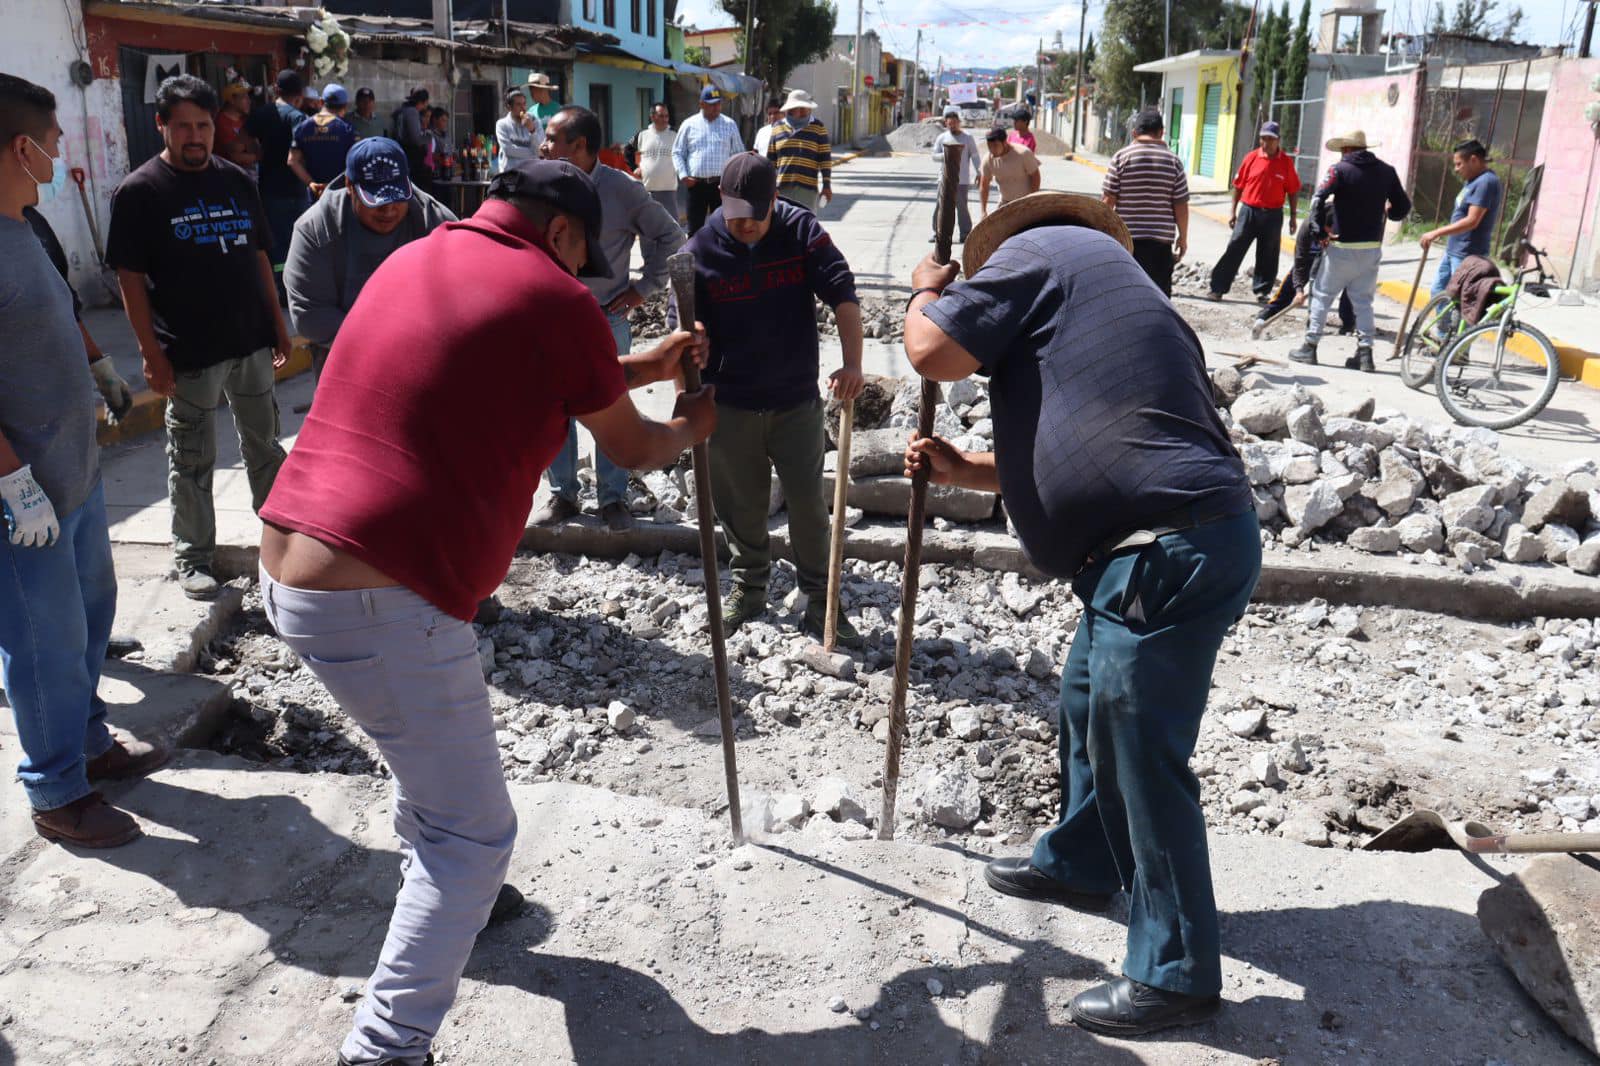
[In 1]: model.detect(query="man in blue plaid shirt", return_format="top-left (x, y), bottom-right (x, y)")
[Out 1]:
top-left (672, 85), bottom-right (745, 234)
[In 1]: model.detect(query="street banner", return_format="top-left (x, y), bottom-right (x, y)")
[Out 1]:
top-left (948, 82), bottom-right (979, 104)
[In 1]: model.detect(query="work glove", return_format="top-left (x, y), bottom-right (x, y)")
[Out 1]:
top-left (0, 465), bottom-right (60, 548)
top-left (90, 356), bottom-right (135, 425)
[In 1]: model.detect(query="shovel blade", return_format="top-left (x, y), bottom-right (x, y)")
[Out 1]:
top-left (1365, 809), bottom-right (1457, 852)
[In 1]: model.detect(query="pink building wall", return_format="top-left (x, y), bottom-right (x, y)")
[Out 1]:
top-left (1529, 59), bottom-right (1600, 286)
top-left (1316, 69), bottom-right (1425, 193)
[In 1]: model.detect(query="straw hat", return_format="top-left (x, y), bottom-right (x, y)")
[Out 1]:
top-left (1324, 129), bottom-right (1377, 151)
top-left (780, 89), bottom-right (818, 112)
top-left (962, 192), bottom-right (1131, 276)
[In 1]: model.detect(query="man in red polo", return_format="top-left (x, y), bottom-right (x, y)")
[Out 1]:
top-left (257, 159), bottom-right (714, 1066)
top-left (1207, 121), bottom-right (1300, 302)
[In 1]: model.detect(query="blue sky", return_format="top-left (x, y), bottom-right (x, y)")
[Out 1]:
top-left (675, 0), bottom-right (1578, 74)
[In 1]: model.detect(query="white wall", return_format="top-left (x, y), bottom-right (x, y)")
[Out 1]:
top-left (1, 0), bottom-right (126, 306)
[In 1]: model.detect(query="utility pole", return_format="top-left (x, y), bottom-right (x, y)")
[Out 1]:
top-left (1164, 0), bottom-right (1171, 58)
top-left (935, 56), bottom-right (943, 111)
top-left (1072, 0), bottom-right (1086, 151)
top-left (1583, 0), bottom-right (1597, 59)
top-left (744, 0), bottom-right (756, 78)
top-left (852, 0), bottom-right (864, 140)
top-left (912, 28), bottom-right (922, 120)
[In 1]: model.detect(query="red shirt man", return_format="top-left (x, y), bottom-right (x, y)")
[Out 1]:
top-left (255, 160), bottom-right (714, 1066)
top-left (1207, 121), bottom-right (1301, 301)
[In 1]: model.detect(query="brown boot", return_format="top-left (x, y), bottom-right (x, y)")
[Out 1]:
top-left (86, 735), bottom-right (171, 782)
top-left (33, 792), bottom-right (142, 848)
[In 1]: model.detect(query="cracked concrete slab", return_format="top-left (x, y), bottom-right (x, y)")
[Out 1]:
top-left (1, 763), bottom-right (1590, 1065)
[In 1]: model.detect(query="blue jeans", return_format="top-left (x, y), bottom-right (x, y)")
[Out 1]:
top-left (1431, 249), bottom-right (1465, 296)
top-left (546, 312), bottom-right (632, 507)
top-left (1, 481), bottom-right (117, 811)
top-left (1032, 509), bottom-right (1261, 997)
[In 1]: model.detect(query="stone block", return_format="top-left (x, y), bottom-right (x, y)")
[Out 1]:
top-left (1502, 523), bottom-right (1545, 564)
top-left (821, 472), bottom-right (998, 522)
top-left (1232, 389), bottom-right (1297, 435)
top-left (1478, 855), bottom-right (1600, 1057)
top-left (1521, 482), bottom-right (1592, 532)
top-left (1346, 526), bottom-right (1400, 553)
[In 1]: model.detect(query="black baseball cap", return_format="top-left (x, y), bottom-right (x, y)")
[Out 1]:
top-left (488, 159), bottom-right (612, 279)
top-left (720, 152), bottom-right (777, 221)
top-left (275, 69), bottom-right (304, 96)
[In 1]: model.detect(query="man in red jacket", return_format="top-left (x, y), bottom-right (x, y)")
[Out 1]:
top-left (1207, 121), bottom-right (1300, 302)
top-left (257, 159), bottom-right (714, 1066)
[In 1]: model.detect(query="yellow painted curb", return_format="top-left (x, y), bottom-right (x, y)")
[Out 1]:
top-left (1062, 152), bottom-right (1108, 174)
top-left (1375, 280), bottom-right (1600, 388)
top-left (96, 338), bottom-right (314, 446)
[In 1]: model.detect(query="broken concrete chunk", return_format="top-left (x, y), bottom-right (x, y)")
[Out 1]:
top-left (1286, 404), bottom-right (1327, 448)
top-left (1346, 526), bottom-right (1400, 553)
top-left (1542, 522), bottom-right (1580, 565)
top-left (1502, 523), bottom-right (1545, 564)
top-left (1520, 482), bottom-right (1592, 532)
top-left (1231, 389), bottom-right (1297, 435)
top-left (1395, 512), bottom-right (1446, 553)
top-left (915, 766), bottom-right (982, 829)
top-left (1568, 537), bottom-right (1600, 576)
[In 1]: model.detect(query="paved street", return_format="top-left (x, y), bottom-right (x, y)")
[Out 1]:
top-left (5, 148), bottom-right (1599, 1066)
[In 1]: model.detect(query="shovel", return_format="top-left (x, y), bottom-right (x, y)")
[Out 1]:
top-left (71, 166), bottom-right (122, 307)
top-left (1366, 808), bottom-right (1600, 855)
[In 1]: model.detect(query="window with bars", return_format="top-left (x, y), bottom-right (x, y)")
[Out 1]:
top-left (647, 0), bottom-right (657, 37)
top-left (631, 0), bottom-right (641, 33)
top-left (603, 0), bottom-right (615, 27)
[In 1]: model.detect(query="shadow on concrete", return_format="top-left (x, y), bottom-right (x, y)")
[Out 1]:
top-left (92, 775), bottom-right (396, 980)
top-left (0, 1031), bottom-right (13, 1066)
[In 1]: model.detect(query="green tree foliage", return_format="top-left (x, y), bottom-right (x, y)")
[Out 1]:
top-left (1093, 0), bottom-right (1165, 114)
top-left (1250, 3), bottom-right (1287, 125)
top-left (1431, 0), bottom-right (1524, 40)
top-left (718, 0), bottom-right (837, 92)
top-left (1284, 0), bottom-right (1311, 101)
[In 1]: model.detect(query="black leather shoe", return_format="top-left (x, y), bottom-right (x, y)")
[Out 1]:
top-left (982, 857), bottom-right (1114, 910)
top-left (1069, 976), bottom-right (1221, 1037)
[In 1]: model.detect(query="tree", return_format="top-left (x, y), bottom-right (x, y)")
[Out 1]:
top-left (1093, 0), bottom-right (1166, 114)
top-left (1250, 3), bottom-right (1285, 124)
top-left (1284, 0), bottom-right (1311, 102)
top-left (717, 0), bottom-right (836, 93)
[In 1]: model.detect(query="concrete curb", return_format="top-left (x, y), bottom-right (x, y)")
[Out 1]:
top-left (96, 340), bottom-right (315, 447)
top-left (187, 514), bottom-right (1600, 622)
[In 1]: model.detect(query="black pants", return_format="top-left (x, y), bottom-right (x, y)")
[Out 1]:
top-left (1259, 270), bottom-right (1355, 332)
top-left (686, 179), bottom-right (722, 235)
top-left (1209, 204), bottom-right (1283, 297)
top-left (1131, 238), bottom-right (1175, 296)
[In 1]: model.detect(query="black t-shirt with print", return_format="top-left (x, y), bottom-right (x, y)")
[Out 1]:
top-left (106, 154), bottom-right (275, 371)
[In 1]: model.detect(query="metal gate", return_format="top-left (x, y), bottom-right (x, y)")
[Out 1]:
top-left (1198, 83), bottom-right (1221, 178)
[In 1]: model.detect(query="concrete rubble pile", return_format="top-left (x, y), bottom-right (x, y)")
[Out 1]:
top-left (1210, 366), bottom-right (1600, 575)
top-left (206, 545), bottom-right (1598, 851)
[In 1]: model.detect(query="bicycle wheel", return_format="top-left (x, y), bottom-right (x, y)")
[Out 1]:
top-left (1399, 293), bottom-right (1454, 390)
top-left (1434, 321), bottom-right (1561, 430)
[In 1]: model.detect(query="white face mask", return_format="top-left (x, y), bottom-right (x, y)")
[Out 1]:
top-left (21, 135), bottom-right (57, 187)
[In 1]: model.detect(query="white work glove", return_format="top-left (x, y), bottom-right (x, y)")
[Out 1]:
top-left (0, 466), bottom-right (60, 548)
top-left (90, 356), bottom-right (135, 425)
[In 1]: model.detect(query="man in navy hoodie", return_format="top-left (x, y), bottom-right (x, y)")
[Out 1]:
top-left (684, 153), bottom-right (867, 645)
top-left (1291, 130), bottom-right (1411, 372)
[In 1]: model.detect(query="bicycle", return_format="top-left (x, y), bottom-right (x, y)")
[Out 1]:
top-left (1395, 243), bottom-right (1561, 429)
top-left (1397, 242), bottom-right (1555, 389)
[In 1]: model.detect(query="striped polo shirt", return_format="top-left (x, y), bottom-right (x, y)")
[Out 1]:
top-left (769, 118), bottom-right (833, 193)
top-left (1103, 139), bottom-right (1190, 243)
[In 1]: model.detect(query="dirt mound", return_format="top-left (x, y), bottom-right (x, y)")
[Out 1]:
top-left (886, 121), bottom-right (942, 152)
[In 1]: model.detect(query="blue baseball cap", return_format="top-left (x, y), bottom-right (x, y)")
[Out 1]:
top-left (1259, 121), bottom-right (1282, 138)
top-left (700, 85), bottom-right (724, 104)
top-left (322, 83), bottom-right (349, 108)
top-left (345, 137), bottom-right (413, 208)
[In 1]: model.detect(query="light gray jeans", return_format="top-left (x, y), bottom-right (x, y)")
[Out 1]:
top-left (1305, 244), bottom-right (1381, 347)
top-left (260, 570), bottom-right (516, 1066)
top-left (648, 188), bottom-right (682, 227)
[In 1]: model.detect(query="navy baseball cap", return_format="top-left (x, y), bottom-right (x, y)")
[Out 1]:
top-left (1259, 121), bottom-right (1282, 138)
top-left (322, 84), bottom-right (349, 108)
top-left (345, 137), bottom-right (413, 208)
top-left (488, 159), bottom-right (613, 279)
top-left (720, 153), bottom-right (777, 222)
top-left (700, 85), bottom-right (724, 104)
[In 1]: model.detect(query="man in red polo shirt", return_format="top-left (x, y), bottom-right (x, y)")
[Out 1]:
top-left (1207, 121), bottom-right (1300, 302)
top-left (256, 159), bottom-right (714, 1066)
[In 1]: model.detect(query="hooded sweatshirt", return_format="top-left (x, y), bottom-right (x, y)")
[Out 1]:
top-left (684, 200), bottom-right (858, 411)
top-left (283, 175), bottom-right (456, 348)
top-left (1309, 149), bottom-right (1411, 246)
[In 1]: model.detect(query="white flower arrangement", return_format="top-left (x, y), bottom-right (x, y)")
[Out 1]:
top-left (306, 11), bottom-right (351, 80)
